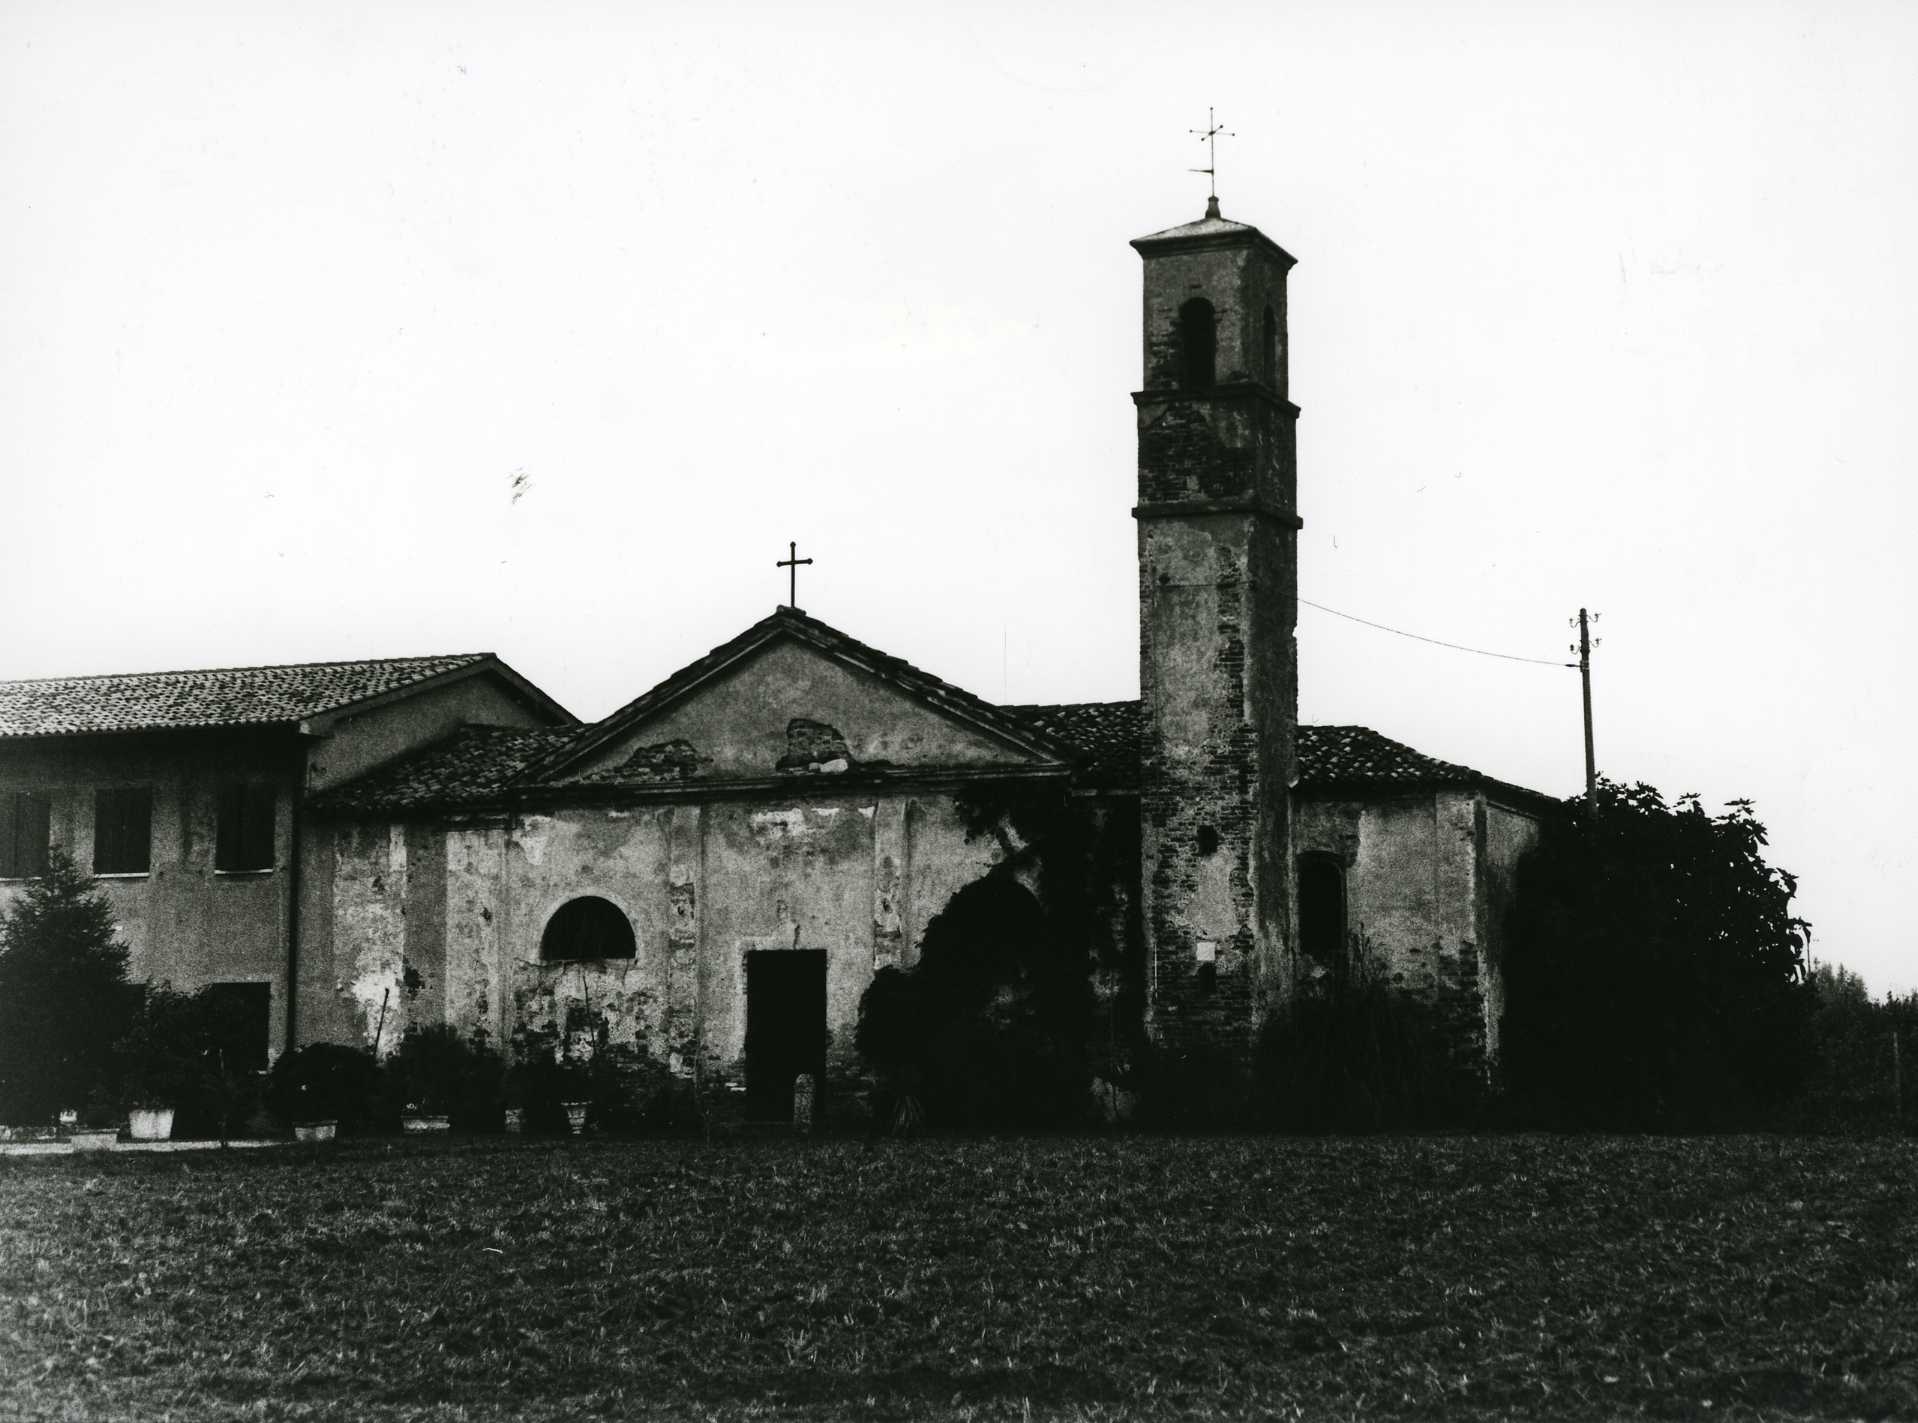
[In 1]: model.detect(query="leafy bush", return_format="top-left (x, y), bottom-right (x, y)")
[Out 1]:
top-left (1501, 779), bottom-right (1813, 1129)
top-left (856, 875), bottom-right (1093, 1128)
top-left (1257, 974), bottom-right (1481, 1131)
top-left (505, 1023), bottom-right (588, 1135)
top-left (391, 1024), bottom-right (507, 1130)
top-left (0, 850), bottom-right (142, 1125)
top-left (265, 1043), bottom-right (391, 1133)
top-left (1783, 965), bottom-right (1918, 1131)
top-left (119, 985), bottom-right (210, 1109)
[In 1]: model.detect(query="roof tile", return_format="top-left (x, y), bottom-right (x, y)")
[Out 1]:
top-left (314, 725), bottom-right (587, 814)
top-left (0, 654), bottom-right (491, 738)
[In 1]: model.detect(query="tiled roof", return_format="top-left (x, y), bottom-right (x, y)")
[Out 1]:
top-left (313, 725), bottom-right (587, 814)
top-left (0, 654), bottom-right (495, 739)
top-left (1005, 702), bottom-right (1145, 786)
top-left (518, 606), bottom-right (1074, 785)
top-left (321, 694), bottom-right (1540, 815)
top-left (1005, 701), bottom-right (1539, 800)
top-left (1295, 724), bottom-right (1480, 789)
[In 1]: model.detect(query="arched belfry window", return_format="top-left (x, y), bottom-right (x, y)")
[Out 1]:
top-left (1262, 305), bottom-right (1278, 388)
top-left (1178, 297), bottom-right (1216, 391)
top-left (540, 897), bottom-right (636, 962)
top-left (1296, 853), bottom-right (1346, 967)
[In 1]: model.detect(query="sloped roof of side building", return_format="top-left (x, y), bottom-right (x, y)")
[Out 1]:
top-left (0, 653), bottom-right (572, 739)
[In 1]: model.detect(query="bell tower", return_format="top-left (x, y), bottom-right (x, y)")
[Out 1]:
top-left (1132, 196), bottom-right (1300, 1052)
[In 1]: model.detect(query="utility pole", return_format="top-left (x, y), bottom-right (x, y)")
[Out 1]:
top-left (1577, 608), bottom-right (1597, 796)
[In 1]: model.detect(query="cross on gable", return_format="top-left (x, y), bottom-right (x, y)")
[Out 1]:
top-left (776, 540), bottom-right (813, 609)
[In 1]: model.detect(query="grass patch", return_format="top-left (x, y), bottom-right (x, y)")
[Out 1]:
top-left (0, 1134), bottom-right (1913, 1419)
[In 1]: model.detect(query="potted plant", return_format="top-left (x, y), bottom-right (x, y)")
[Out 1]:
top-left (393, 1025), bottom-right (464, 1133)
top-left (506, 1023), bottom-right (584, 1135)
top-left (266, 1043), bottom-right (382, 1139)
top-left (125, 1094), bottom-right (177, 1142)
top-left (119, 994), bottom-right (195, 1142)
top-left (67, 1088), bottom-right (122, 1150)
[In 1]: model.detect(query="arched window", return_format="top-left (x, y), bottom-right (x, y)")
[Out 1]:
top-left (1178, 297), bottom-right (1216, 391)
top-left (1262, 305), bottom-right (1278, 388)
top-left (1296, 854), bottom-right (1346, 966)
top-left (540, 897), bottom-right (636, 962)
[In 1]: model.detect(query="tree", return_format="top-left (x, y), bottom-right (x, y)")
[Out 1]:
top-left (0, 849), bottom-right (142, 1124)
top-left (857, 874), bottom-right (1094, 1128)
top-left (1502, 779), bottom-right (1812, 1128)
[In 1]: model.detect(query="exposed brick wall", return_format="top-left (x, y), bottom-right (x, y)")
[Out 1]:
top-left (1134, 217), bottom-right (1300, 1063)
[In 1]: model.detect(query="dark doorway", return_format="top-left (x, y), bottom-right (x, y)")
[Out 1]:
top-left (745, 949), bottom-right (827, 1121)
top-left (1297, 854), bottom-right (1347, 969)
top-left (202, 982), bottom-right (272, 1072)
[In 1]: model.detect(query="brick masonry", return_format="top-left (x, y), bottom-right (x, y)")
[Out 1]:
top-left (1133, 210), bottom-right (1301, 1055)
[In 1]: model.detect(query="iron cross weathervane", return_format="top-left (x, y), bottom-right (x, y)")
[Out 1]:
top-left (1190, 107), bottom-right (1234, 200)
top-left (776, 540), bottom-right (813, 609)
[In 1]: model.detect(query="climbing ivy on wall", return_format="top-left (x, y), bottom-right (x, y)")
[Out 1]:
top-left (855, 784), bottom-right (1141, 1128)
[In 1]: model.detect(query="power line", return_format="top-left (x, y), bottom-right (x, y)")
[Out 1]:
top-left (1300, 597), bottom-right (1576, 669)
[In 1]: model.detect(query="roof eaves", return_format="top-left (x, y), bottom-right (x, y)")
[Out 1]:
top-left (517, 607), bottom-right (1076, 785)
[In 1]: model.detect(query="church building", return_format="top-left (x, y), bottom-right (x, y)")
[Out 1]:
top-left (0, 198), bottom-right (1552, 1121)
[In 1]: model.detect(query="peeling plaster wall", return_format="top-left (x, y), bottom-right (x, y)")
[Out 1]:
top-left (1294, 789), bottom-right (1490, 1067)
top-left (496, 807), bottom-right (675, 1064)
top-left (1134, 223), bottom-right (1299, 1059)
top-left (1479, 800), bottom-right (1543, 1068)
top-left (324, 791), bottom-right (998, 1114)
top-left (303, 674), bottom-right (556, 793)
top-left (0, 731), bottom-right (301, 1056)
top-left (330, 821), bottom-right (414, 1054)
top-left (572, 640), bottom-right (1036, 779)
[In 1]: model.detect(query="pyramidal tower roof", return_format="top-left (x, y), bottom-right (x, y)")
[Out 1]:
top-left (1130, 195), bottom-right (1295, 266)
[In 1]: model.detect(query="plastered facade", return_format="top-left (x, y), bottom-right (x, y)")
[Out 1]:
top-left (1133, 210), bottom-right (1301, 1052)
top-left (317, 788), bottom-right (1004, 1115)
top-left (1293, 789), bottom-right (1542, 1068)
top-left (0, 668), bottom-right (561, 1060)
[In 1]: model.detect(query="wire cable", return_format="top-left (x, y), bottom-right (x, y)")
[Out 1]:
top-left (1300, 597), bottom-right (1576, 668)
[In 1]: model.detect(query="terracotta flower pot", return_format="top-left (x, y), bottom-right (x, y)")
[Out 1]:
top-left (127, 1107), bottom-right (175, 1142)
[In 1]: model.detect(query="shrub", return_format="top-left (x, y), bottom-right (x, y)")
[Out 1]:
top-left (1784, 965), bottom-right (1918, 1131)
top-left (118, 986), bottom-right (201, 1108)
top-left (265, 1043), bottom-right (390, 1133)
top-left (505, 1024), bottom-right (587, 1135)
top-left (1257, 975), bottom-right (1480, 1131)
top-left (856, 875), bottom-right (1093, 1128)
top-left (390, 1024), bottom-right (507, 1130)
top-left (1502, 780), bottom-right (1813, 1129)
top-left (0, 851), bottom-right (141, 1125)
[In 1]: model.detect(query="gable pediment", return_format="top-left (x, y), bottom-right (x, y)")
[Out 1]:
top-left (525, 611), bottom-right (1069, 790)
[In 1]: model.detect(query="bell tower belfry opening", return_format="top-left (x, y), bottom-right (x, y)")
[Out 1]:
top-left (1131, 196), bottom-right (1302, 1052)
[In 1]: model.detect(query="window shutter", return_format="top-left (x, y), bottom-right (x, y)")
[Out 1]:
top-left (215, 784), bottom-right (239, 871)
top-left (247, 784), bottom-right (275, 869)
top-left (94, 788), bottom-right (151, 874)
top-left (0, 795), bottom-right (18, 877)
top-left (22, 793), bottom-right (50, 876)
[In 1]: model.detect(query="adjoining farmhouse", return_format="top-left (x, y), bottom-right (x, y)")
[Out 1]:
top-left (0, 655), bottom-right (571, 1066)
top-left (0, 198), bottom-right (1552, 1116)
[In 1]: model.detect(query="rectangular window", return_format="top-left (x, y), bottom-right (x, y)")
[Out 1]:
top-left (215, 783), bottom-right (276, 873)
top-left (201, 982), bottom-right (272, 1072)
top-left (0, 792), bottom-right (52, 878)
top-left (92, 787), bottom-right (152, 875)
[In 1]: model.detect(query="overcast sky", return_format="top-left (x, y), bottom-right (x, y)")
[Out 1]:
top-left (4, 2), bottom-right (1912, 994)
